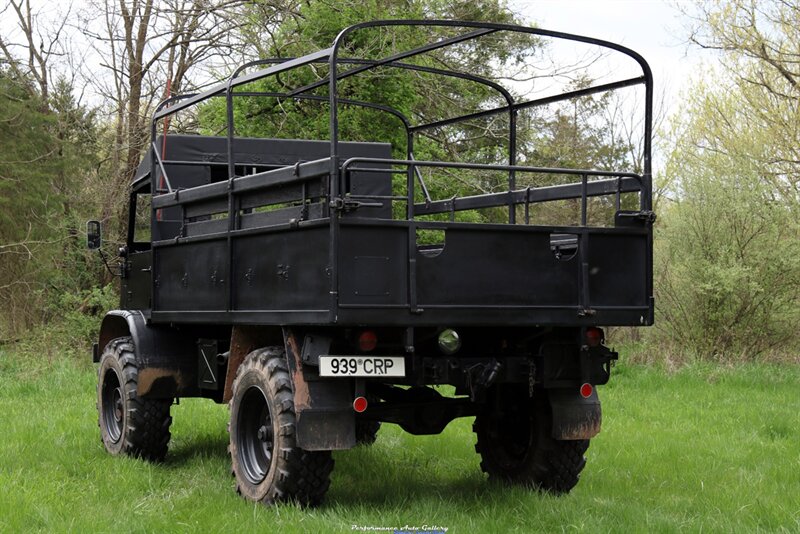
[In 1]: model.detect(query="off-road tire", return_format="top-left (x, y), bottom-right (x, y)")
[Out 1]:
top-left (474, 389), bottom-right (588, 494)
top-left (97, 336), bottom-right (173, 461)
top-left (229, 347), bottom-right (334, 506)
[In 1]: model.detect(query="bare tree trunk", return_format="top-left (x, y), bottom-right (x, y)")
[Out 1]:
top-left (81, 0), bottom-right (250, 244)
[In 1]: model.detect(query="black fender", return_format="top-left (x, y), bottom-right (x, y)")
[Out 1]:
top-left (97, 310), bottom-right (198, 398)
top-left (548, 388), bottom-right (602, 440)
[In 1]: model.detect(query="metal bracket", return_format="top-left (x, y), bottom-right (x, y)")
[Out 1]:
top-left (329, 197), bottom-right (384, 212)
top-left (617, 210), bottom-right (656, 224)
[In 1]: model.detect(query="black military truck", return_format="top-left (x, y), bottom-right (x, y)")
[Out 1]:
top-left (89, 20), bottom-right (654, 505)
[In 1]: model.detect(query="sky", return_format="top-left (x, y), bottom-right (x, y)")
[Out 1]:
top-left (1, 0), bottom-right (711, 167)
top-left (1, 0), bottom-right (707, 113)
top-left (2, 0), bottom-right (706, 105)
top-left (509, 0), bottom-right (705, 112)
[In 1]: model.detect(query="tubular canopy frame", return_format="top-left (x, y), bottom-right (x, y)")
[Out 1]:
top-left (150, 19), bottom-right (653, 207)
top-left (138, 19), bottom-right (655, 328)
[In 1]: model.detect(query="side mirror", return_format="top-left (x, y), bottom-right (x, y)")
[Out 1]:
top-left (87, 220), bottom-right (102, 250)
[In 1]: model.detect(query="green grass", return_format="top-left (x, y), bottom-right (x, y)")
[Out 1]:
top-left (1, 345), bottom-right (799, 533)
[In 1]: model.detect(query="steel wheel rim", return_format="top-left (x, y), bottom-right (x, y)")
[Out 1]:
top-left (237, 385), bottom-right (274, 485)
top-left (101, 368), bottom-right (123, 443)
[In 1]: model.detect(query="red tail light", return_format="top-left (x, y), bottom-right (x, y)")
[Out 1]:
top-left (586, 327), bottom-right (603, 347)
top-left (358, 330), bottom-right (378, 352)
top-left (353, 396), bottom-right (368, 413)
top-left (580, 383), bottom-right (594, 398)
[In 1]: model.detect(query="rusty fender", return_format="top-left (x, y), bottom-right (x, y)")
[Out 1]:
top-left (222, 326), bottom-right (282, 403)
top-left (98, 310), bottom-right (198, 398)
top-left (283, 328), bottom-right (356, 451)
top-left (137, 367), bottom-right (188, 397)
top-left (548, 388), bottom-right (602, 440)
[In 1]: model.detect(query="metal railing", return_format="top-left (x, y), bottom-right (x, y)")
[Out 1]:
top-left (142, 20), bottom-right (654, 319)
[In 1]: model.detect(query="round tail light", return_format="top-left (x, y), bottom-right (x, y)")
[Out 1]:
top-left (353, 396), bottom-right (368, 413)
top-left (358, 330), bottom-right (378, 352)
top-left (586, 327), bottom-right (603, 347)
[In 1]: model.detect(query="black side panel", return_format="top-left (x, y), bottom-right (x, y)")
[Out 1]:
top-left (338, 226), bottom-right (408, 306)
top-left (416, 228), bottom-right (580, 307)
top-left (588, 233), bottom-right (647, 307)
top-left (150, 135), bottom-right (393, 220)
top-left (154, 241), bottom-right (228, 311)
top-left (153, 164), bottom-right (211, 241)
top-left (122, 251), bottom-right (152, 310)
top-left (232, 227), bottom-right (330, 311)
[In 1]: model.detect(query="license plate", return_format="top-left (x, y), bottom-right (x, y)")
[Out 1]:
top-left (318, 356), bottom-right (405, 377)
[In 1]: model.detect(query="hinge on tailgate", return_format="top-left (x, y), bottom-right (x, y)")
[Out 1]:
top-left (617, 210), bottom-right (656, 224)
top-left (329, 197), bottom-right (383, 212)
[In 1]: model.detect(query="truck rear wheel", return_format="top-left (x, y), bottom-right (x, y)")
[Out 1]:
top-left (97, 337), bottom-right (173, 461)
top-left (229, 347), bottom-right (334, 506)
top-left (474, 390), bottom-right (588, 494)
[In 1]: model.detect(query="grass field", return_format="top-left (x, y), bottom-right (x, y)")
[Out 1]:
top-left (1, 342), bottom-right (799, 533)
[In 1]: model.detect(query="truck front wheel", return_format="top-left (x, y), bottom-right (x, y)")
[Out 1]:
top-left (229, 347), bottom-right (334, 506)
top-left (97, 336), bottom-right (173, 461)
top-left (474, 389), bottom-right (588, 494)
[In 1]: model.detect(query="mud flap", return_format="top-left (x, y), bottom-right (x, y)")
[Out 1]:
top-left (284, 329), bottom-right (356, 451)
top-left (548, 388), bottom-right (602, 440)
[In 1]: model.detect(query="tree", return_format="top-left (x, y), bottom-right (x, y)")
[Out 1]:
top-left (0, 0), bottom-right (103, 338)
top-left (0, 0), bottom-right (72, 104)
top-left (199, 0), bottom-right (635, 226)
top-left (683, 0), bottom-right (800, 209)
top-left (0, 71), bottom-right (58, 337)
top-left (656, 88), bottom-right (800, 358)
top-left (79, 0), bottom-right (249, 243)
top-left (196, 0), bottom-right (531, 222)
top-left (654, 0), bottom-right (800, 359)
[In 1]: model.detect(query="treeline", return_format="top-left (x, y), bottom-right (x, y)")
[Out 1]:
top-left (0, 0), bottom-right (524, 339)
top-left (653, 0), bottom-right (800, 361)
top-left (0, 0), bottom-right (797, 362)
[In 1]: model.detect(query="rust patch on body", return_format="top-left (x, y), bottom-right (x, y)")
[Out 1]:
top-left (137, 367), bottom-right (184, 397)
top-left (553, 409), bottom-right (602, 440)
top-left (222, 329), bottom-right (248, 403)
top-left (284, 330), bottom-right (310, 411)
top-left (223, 326), bottom-right (282, 403)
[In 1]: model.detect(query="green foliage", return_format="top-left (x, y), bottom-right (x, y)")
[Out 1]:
top-left (654, 84), bottom-right (800, 360)
top-left (0, 76), bottom-right (51, 222)
top-left (522, 79), bottom-right (633, 173)
top-left (652, 0), bottom-right (800, 361)
top-left (199, 0), bottom-right (532, 228)
top-left (0, 71), bottom-right (59, 337)
top-left (0, 69), bottom-right (105, 339)
top-left (202, 0), bottom-right (522, 149)
top-left (687, 0), bottom-right (800, 208)
top-left (49, 284), bottom-right (119, 348)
